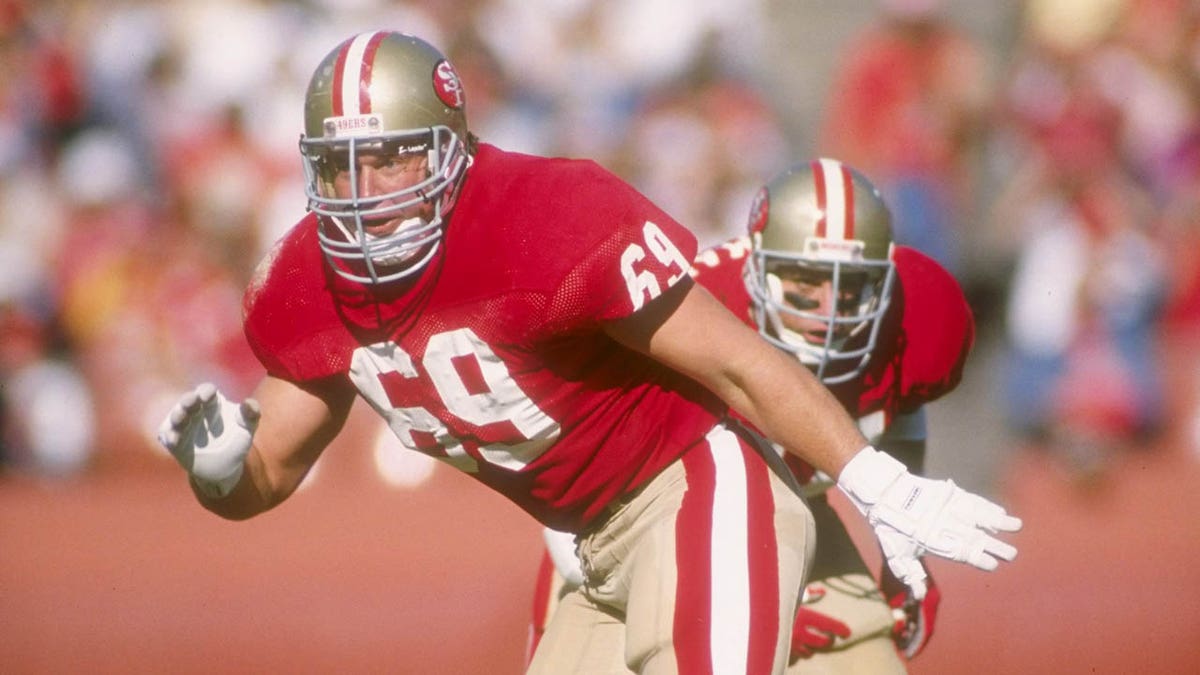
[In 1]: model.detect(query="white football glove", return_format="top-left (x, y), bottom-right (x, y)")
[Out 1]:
top-left (837, 446), bottom-right (1022, 599)
top-left (157, 383), bottom-right (260, 499)
top-left (543, 527), bottom-right (585, 587)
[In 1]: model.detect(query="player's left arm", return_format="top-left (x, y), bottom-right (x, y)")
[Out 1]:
top-left (606, 278), bottom-right (868, 475)
top-left (604, 279), bottom-right (1021, 598)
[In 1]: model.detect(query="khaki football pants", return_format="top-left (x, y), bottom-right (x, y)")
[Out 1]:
top-left (527, 466), bottom-right (907, 675)
top-left (526, 422), bottom-right (815, 675)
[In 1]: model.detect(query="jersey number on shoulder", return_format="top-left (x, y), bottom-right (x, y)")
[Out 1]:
top-left (620, 221), bottom-right (691, 311)
top-left (349, 328), bottom-right (561, 473)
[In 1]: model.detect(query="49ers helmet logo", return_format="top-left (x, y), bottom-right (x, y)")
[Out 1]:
top-left (747, 187), bottom-right (770, 235)
top-left (433, 60), bottom-right (465, 109)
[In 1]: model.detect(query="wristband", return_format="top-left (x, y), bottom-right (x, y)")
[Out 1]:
top-left (837, 446), bottom-right (907, 509)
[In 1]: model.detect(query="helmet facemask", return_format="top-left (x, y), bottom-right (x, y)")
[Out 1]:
top-left (301, 124), bottom-right (469, 285)
top-left (746, 235), bottom-right (896, 384)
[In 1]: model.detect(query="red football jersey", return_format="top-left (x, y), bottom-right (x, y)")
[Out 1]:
top-left (691, 237), bottom-right (974, 427)
top-left (242, 144), bottom-right (725, 532)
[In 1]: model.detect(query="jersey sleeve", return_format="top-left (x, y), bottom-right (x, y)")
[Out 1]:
top-left (691, 237), bottom-right (755, 328)
top-left (893, 246), bottom-right (975, 404)
top-left (241, 216), bottom-right (357, 382)
top-left (539, 163), bottom-right (699, 331)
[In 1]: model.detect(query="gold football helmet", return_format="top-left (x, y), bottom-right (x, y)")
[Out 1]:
top-left (744, 159), bottom-right (896, 383)
top-left (300, 31), bottom-right (471, 284)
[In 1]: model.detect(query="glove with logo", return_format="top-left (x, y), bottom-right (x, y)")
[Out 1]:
top-left (837, 446), bottom-right (1022, 599)
top-left (789, 587), bottom-right (852, 662)
top-left (157, 383), bottom-right (260, 498)
top-left (880, 559), bottom-right (940, 659)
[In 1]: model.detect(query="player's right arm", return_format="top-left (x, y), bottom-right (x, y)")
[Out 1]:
top-left (159, 374), bottom-right (356, 520)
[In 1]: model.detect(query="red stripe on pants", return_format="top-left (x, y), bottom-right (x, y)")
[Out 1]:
top-left (744, 441), bottom-right (780, 674)
top-left (675, 433), bottom-right (782, 674)
top-left (526, 549), bottom-right (556, 664)
top-left (675, 446), bottom-right (716, 674)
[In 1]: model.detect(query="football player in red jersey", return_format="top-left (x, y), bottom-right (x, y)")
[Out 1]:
top-left (531, 159), bottom-right (969, 672)
top-left (157, 32), bottom-right (1020, 674)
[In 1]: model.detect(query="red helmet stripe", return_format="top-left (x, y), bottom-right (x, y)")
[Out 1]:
top-left (810, 159), bottom-right (828, 238)
top-left (815, 158), bottom-right (852, 240)
top-left (840, 163), bottom-right (855, 240)
top-left (333, 32), bottom-right (387, 116)
top-left (358, 32), bottom-right (387, 113)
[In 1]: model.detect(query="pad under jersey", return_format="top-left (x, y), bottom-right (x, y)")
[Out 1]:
top-left (691, 237), bottom-right (974, 479)
top-left (242, 144), bottom-right (725, 533)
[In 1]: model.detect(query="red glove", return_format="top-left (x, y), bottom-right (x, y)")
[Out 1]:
top-left (880, 560), bottom-right (941, 659)
top-left (789, 589), bottom-right (852, 662)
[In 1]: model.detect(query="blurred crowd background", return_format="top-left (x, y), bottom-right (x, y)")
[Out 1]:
top-left (3, 0), bottom-right (1200, 491)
